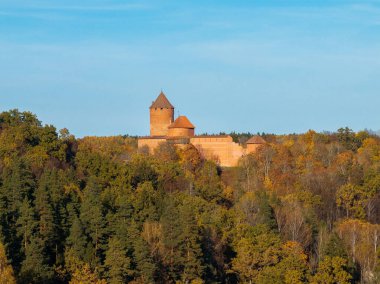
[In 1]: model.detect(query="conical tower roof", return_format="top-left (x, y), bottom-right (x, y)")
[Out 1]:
top-left (150, 91), bottom-right (174, 109)
top-left (246, 136), bottom-right (266, 144)
top-left (168, 116), bottom-right (195, 129)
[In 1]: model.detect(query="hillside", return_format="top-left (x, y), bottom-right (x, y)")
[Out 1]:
top-left (0, 109), bottom-right (379, 283)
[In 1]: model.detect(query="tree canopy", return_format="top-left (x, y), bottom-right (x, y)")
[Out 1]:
top-left (0, 110), bottom-right (380, 283)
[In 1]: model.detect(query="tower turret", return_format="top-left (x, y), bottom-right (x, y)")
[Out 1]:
top-left (167, 116), bottom-right (195, 137)
top-left (150, 91), bottom-right (174, 136)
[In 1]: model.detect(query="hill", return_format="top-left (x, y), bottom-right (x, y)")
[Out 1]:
top-left (0, 109), bottom-right (379, 283)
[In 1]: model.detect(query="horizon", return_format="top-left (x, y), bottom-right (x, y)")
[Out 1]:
top-left (1, 0), bottom-right (380, 137)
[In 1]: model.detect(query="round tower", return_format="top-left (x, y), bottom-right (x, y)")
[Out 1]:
top-left (167, 115), bottom-right (195, 137)
top-left (150, 91), bottom-right (174, 136)
top-left (246, 136), bottom-right (266, 153)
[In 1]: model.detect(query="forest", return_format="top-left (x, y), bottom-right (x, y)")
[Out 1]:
top-left (0, 109), bottom-right (380, 284)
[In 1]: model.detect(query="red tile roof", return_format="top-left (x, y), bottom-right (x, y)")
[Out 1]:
top-left (168, 116), bottom-right (195, 129)
top-left (150, 91), bottom-right (174, 109)
top-left (246, 136), bottom-right (266, 144)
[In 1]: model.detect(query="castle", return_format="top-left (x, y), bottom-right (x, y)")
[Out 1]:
top-left (138, 92), bottom-right (266, 167)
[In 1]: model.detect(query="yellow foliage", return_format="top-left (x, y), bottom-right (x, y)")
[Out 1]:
top-left (282, 241), bottom-right (308, 262)
top-left (24, 145), bottom-right (49, 169)
top-left (190, 279), bottom-right (204, 284)
top-left (141, 221), bottom-right (164, 257)
top-left (283, 138), bottom-right (295, 148)
top-left (0, 243), bottom-right (16, 284)
top-left (78, 136), bottom-right (136, 161)
top-left (222, 185), bottom-right (234, 202)
top-left (263, 176), bottom-right (273, 191)
top-left (69, 263), bottom-right (106, 284)
top-left (337, 219), bottom-right (380, 281)
top-left (64, 183), bottom-right (83, 201)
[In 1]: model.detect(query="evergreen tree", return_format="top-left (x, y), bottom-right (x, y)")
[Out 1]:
top-left (324, 233), bottom-right (349, 259)
top-left (80, 178), bottom-right (107, 268)
top-left (65, 216), bottom-right (90, 271)
top-left (179, 204), bottom-right (204, 283)
top-left (104, 236), bottom-right (132, 283)
top-left (19, 236), bottom-right (54, 283)
top-left (0, 158), bottom-right (34, 265)
top-left (35, 171), bottom-right (56, 263)
top-left (16, 198), bottom-right (37, 267)
top-left (133, 236), bottom-right (156, 283)
top-left (134, 182), bottom-right (159, 224)
top-left (160, 197), bottom-right (182, 281)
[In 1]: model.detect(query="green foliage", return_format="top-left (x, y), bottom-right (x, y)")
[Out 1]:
top-left (104, 236), bottom-right (132, 283)
top-left (2, 110), bottom-right (380, 283)
top-left (337, 127), bottom-right (361, 151)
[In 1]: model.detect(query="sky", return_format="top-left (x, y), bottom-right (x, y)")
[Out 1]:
top-left (0, 0), bottom-right (380, 137)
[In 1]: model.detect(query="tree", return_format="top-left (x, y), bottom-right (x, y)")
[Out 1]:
top-left (310, 256), bottom-right (352, 284)
top-left (65, 216), bottom-right (90, 271)
top-left (336, 183), bottom-right (367, 219)
top-left (79, 178), bottom-right (107, 268)
top-left (337, 127), bottom-right (360, 151)
top-left (179, 204), bottom-right (204, 282)
top-left (236, 190), bottom-right (277, 230)
top-left (194, 161), bottom-right (222, 202)
top-left (69, 263), bottom-right (106, 284)
top-left (337, 219), bottom-right (380, 282)
top-left (160, 197), bottom-right (182, 281)
top-left (232, 226), bottom-right (282, 282)
top-left (19, 236), bottom-right (54, 283)
top-left (104, 236), bottom-right (132, 283)
top-left (35, 172), bottom-right (56, 260)
top-left (133, 236), bottom-right (156, 283)
top-left (0, 242), bottom-right (16, 284)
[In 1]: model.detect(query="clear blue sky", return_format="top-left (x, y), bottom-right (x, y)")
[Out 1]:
top-left (1, 0), bottom-right (379, 137)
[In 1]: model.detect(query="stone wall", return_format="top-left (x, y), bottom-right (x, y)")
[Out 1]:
top-left (137, 135), bottom-right (262, 167)
top-left (190, 136), bottom-right (245, 167)
top-left (137, 138), bottom-right (167, 154)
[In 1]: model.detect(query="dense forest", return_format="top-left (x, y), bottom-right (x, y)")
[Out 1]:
top-left (0, 110), bottom-right (380, 284)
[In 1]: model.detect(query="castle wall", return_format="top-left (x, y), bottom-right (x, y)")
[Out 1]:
top-left (137, 136), bottom-right (263, 167)
top-left (167, 128), bottom-right (194, 137)
top-left (190, 136), bottom-right (245, 167)
top-left (150, 108), bottom-right (174, 136)
top-left (138, 138), bottom-right (167, 154)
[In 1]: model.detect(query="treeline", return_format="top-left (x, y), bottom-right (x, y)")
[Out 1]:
top-left (0, 110), bottom-right (379, 283)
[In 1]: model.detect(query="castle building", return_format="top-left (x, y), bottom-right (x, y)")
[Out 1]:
top-left (138, 92), bottom-right (265, 167)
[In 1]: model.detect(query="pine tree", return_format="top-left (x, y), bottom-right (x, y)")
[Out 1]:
top-left (0, 158), bottom-right (34, 222)
top-left (133, 237), bottom-right (156, 283)
top-left (16, 198), bottom-right (37, 258)
top-left (179, 204), bottom-right (204, 283)
top-left (35, 172), bottom-right (56, 261)
top-left (0, 158), bottom-right (35, 267)
top-left (79, 178), bottom-right (106, 268)
top-left (104, 236), bottom-right (132, 283)
top-left (160, 197), bottom-right (182, 281)
top-left (65, 216), bottom-right (90, 271)
top-left (19, 236), bottom-right (53, 283)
